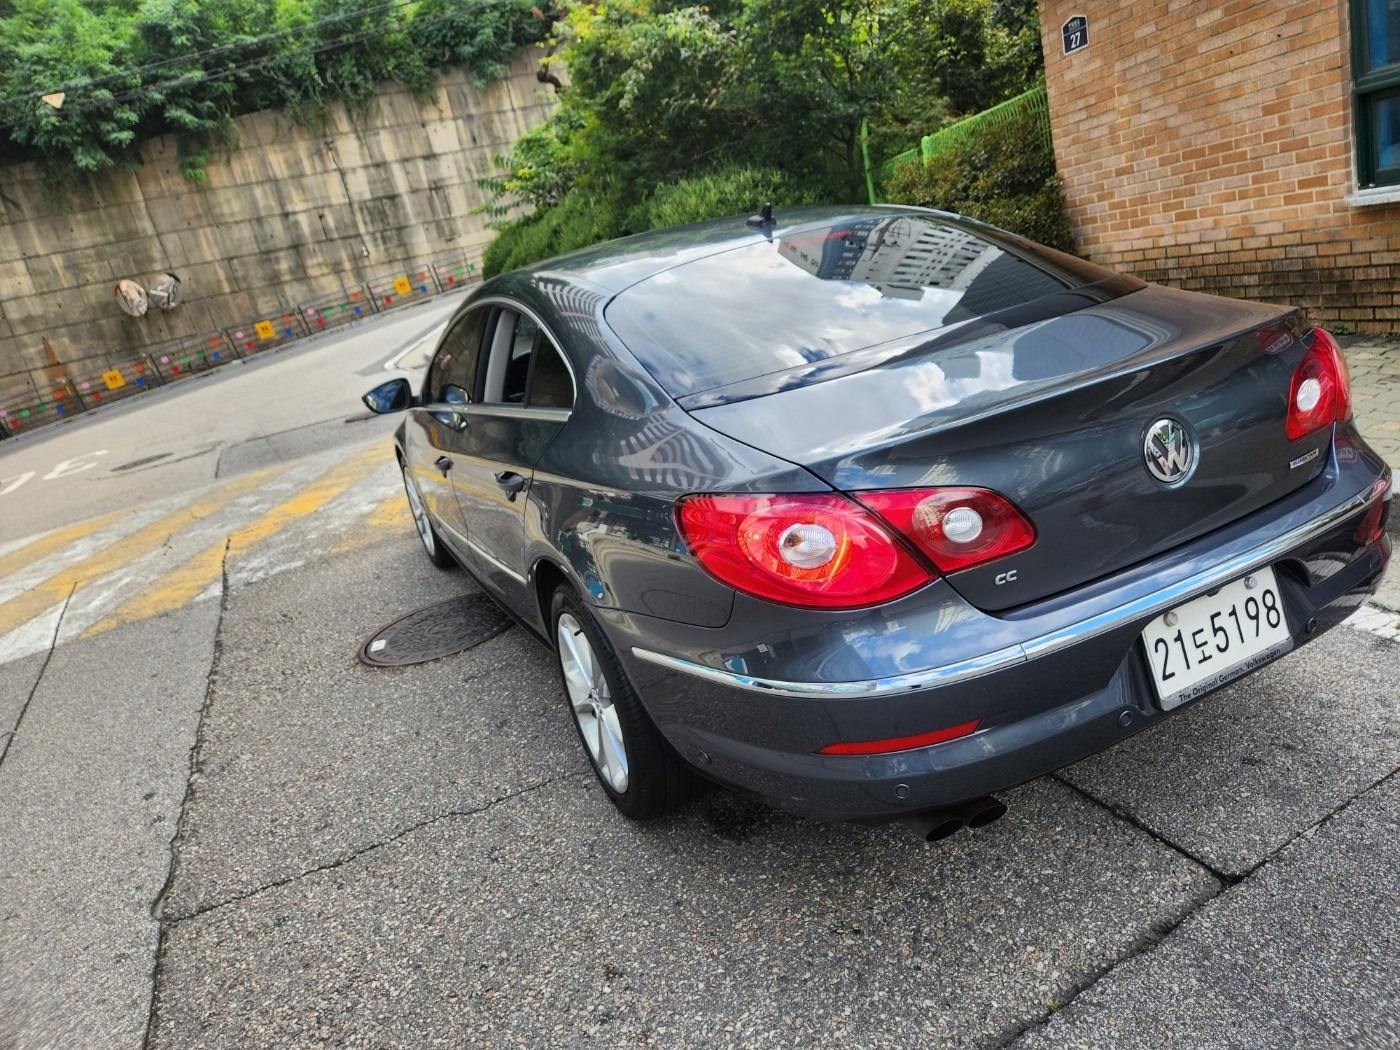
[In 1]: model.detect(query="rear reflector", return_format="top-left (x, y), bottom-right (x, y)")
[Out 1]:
top-left (1354, 477), bottom-right (1391, 546)
top-left (816, 718), bottom-right (981, 756)
top-left (1286, 327), bottom-right (1352, 441)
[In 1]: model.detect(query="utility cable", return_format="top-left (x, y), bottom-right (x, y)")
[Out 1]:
top-left (0, 2), bottom-right (537, 135)
top-left (0, 0), bottom-right (429, 110)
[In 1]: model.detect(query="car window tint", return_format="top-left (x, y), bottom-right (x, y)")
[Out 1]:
top-left (527, 336), bottom-right (574, 409)
top-left (504, 313), bottom-right (539, 403)
top-left (426, 309), bottom-right (487, 404)
top-left (603, 214), bottom-right (1125, 397)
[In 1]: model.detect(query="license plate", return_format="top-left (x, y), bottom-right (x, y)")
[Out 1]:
top-left (1141, 568), bottom-right (1292, 711)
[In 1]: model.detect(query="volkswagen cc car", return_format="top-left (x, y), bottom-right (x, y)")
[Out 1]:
top-left (364, 206), bottom-right (1392, 839)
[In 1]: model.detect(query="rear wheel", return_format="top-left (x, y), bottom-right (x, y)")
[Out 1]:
top-left (401, 461), bottom-right (455, 570)
top-left (551, 586), bottom-right (694, 819)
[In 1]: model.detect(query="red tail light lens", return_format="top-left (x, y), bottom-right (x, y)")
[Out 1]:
top-left (816, 718), bottom-right (982, 756)
top-left (675, 493), bottom-right (935, 608)
top-left (855, 487), bottom-right (1036, 573)
top-left (1354, 477), bottom-right (1391, 546)
top-left (1286, 327), bottom-right (1352, 441)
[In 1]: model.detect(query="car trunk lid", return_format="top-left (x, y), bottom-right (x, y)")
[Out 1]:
top-left (687, 284), bottom-right (1327, 611)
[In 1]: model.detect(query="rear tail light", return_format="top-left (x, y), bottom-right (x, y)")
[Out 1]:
top-left (1286, 327), bottom-right (1352, 441)
top-left (675, 493), bottom-right (935, 608)
top-left (676, 487), bottom-right (1037, 607)
top-left (855, 487), bottom-right (1037, 573)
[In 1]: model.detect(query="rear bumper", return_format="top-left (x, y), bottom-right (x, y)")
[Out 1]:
top-left (600, 436), bottom-right (1391, 822)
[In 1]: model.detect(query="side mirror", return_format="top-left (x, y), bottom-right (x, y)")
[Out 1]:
top-left (363, 378), bottom-right (415, 414)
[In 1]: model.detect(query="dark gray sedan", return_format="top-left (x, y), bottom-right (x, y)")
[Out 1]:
top-left (364, 206), bottom-right (1392, 840)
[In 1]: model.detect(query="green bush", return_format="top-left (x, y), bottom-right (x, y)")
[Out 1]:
top-left (483, 191), bottom-right (624, 277)
top-left (628, 165), bottom-right (821, 231)
top-left (0, 0), bottom-right (549, 179)
top-left (484, 164), bottom-right (831, 277)
top-left (882, 101), bottom-right (1074, 252)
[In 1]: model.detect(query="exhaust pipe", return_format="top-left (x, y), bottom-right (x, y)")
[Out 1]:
top-left (958, 795), bottom-right (1007, 828)
top-left (901, 795), bottom-right (1005, 842)
top-left (903, 810), bottom-right (966, 842)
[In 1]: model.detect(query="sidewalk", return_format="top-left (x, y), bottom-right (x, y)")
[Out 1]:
top-left (1340, 337), bottom-right (1399, 638)
top-left (1341, 336), bottom-right (1400, 471)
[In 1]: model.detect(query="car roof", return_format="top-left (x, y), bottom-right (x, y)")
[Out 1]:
top-left (524, 206), bottom-right (925, 294)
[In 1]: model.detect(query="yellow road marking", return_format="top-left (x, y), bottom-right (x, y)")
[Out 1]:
top-left (84, 443), bottom-right (390, 637)
top-left (0, 508), bottom-right (128, 581)
top-left (330, 489), bottom-right (411, 554)
top-left (0, 467), bottom-right (278, 642)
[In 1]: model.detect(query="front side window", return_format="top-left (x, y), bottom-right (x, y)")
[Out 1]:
top-left (1353, 0), bottom-right (1400, 187)
top-left (425, 309), bottom-right (487, 404)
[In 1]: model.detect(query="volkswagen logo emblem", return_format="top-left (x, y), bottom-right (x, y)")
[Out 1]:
top-left (1143, 418), bottom-right (1196, 486)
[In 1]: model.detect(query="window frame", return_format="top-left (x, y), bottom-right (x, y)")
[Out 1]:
top-left (468, 297), bottom-right (578, 417)
top-left (1351, 0), bottom-right (1400, 188)
top-left (424, 307), bottom-right (489, 406)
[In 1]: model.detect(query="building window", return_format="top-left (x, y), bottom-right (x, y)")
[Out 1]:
top-left (1354, 0), bottom-right (1400, 186)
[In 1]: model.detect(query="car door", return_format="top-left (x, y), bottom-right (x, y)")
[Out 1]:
top-left (406, 306), bottom-right (489, 555)
top-left (449, 302), bottom-right (575, 611)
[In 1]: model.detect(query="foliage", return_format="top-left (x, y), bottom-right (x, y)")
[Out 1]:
top-left (482, 163), bottom-right (827, 277)
top-left (483, 189), bottom-right (623, 277)
top-left (627, 165), bottom-right (821, 231)
top-left (881, 100), bottom-right (1073, 252)
top-left (480, 0), bottom-right (1051, 275)
top-left (0, 0), bottom-right (550, 179)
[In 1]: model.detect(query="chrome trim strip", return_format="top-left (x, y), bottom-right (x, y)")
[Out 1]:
top-left (631, 643), bottom-right (1027, 698)
top-left (630, 485), bottom-right (1380, 699)
top-left (467, 540), bottom-right (527, 584)
top-left (456, 404), bottom-right (571, 424)
top-left (1019, 485), bottom-right (1374, 661)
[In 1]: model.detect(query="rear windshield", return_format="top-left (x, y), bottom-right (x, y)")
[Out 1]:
top-left (604, 213), bottom-right (1126, 397)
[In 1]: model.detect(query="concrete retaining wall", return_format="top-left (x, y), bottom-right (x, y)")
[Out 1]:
top-left (0, 48), bottom-right (555, 387)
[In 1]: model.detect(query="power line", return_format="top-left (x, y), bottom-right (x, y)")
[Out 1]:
top-left (0, 0), bottom-right (525, 111)
top-left (0, 10), bottom-right (459, 134)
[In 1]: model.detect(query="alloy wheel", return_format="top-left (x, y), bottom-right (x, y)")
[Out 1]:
top-left (401, 464), bottom-right (436, 557)
top-left (556, 611), bottom-right (629, 793)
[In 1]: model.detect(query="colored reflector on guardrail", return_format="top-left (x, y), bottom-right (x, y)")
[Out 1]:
top-left (298, 285), bottom-right (375, 334)
top-left (431, 248), bottom-right (485, 291)
top-left (149, 332), bottom-right (241, 381)
top-left (368, 266), bottom-right (437, 310)
top-left (224, 310), bottom-right (306, 357)
top-left (69, 353), bottom-right (161, 406)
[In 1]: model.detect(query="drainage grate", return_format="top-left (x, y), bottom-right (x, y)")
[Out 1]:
top-left (359, 593), bottom-right (512, 667)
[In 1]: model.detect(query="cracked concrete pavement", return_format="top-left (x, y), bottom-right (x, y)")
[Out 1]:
top-left (3, 518), bottom-right (1394, 1048)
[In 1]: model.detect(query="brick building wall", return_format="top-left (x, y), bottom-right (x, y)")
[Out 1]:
top-left (1040, 0), bottom-right (1400, 333)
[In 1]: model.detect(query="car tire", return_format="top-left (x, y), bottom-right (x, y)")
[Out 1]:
top-left (551, 585), bottom-right (695, 820)
top-left (400, 460), bottom-right (456, 570)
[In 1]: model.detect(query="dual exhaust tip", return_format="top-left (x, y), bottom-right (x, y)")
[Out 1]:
top-left (901, 795), bottom-right (1007, 842)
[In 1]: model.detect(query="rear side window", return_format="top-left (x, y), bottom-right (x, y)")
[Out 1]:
top-left (604, 213), bottom-right (1129, 397)
top-left (478, 306), bottom-right (575, 410)
top-left (425, 309), bottom-right (487, 404)
top-left (527, 339), bottom-right (574, 409)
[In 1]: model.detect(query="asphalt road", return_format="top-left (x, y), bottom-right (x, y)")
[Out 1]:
top-left (0, 313), bottom-right (1397, 1049)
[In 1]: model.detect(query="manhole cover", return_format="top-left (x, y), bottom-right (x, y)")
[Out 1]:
top-left (359, 594), bottom-right (512, 667)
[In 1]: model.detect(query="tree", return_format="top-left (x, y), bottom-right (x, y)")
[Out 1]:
top-left (481, 0), bottom-right (1052, 273)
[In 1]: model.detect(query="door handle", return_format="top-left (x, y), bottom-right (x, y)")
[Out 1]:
top-left (434, 455), bottom-right (453, 477)
top-left (494, 470), bottom-right (527, 502)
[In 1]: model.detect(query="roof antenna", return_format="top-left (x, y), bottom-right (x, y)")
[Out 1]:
top-left (746, 201), bottom-right (775, 229)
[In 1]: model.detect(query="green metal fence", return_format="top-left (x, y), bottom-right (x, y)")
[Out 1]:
top-left (872, 84), bottom-right (1051, 189)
